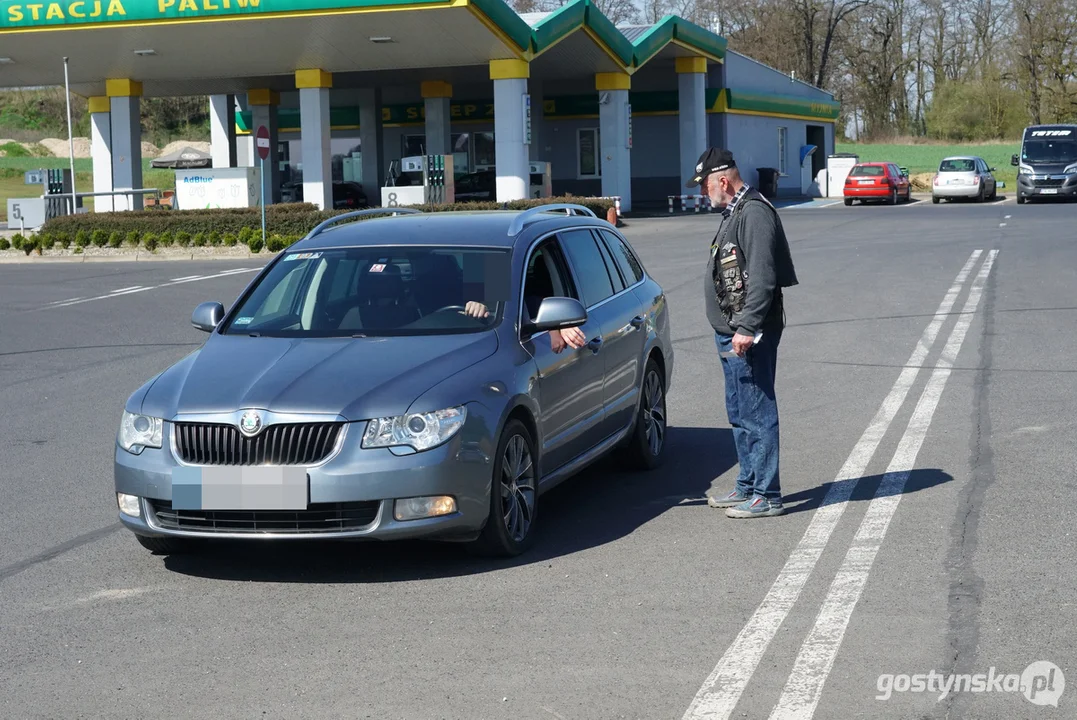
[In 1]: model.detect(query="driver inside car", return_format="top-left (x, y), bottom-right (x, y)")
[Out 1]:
top-left (463, 250), bottom-right (586, 354)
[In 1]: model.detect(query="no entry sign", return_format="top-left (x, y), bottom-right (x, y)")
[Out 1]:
top-left (256, 125), bottom-right (270, 160)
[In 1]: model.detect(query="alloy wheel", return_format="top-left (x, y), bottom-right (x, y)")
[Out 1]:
top-left (500, 435), bottom-right (535, 543)
top-left (642, 369), bottom-right (667, 456)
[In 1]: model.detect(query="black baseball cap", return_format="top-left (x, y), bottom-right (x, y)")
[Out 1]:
top-left (686, 147), bottom-right (736, 188)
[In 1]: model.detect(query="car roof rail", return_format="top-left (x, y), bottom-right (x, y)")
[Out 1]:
top-left (507, 203), bottom-right (598, 236)
top-left (306, 207), bottom-right (424, 240)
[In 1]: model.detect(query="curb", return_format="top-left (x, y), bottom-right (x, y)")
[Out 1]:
top-left (0, 251), bottom-right (270, 264)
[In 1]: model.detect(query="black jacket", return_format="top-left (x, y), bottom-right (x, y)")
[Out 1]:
top-left (704, 189), bottom-right (798, 336)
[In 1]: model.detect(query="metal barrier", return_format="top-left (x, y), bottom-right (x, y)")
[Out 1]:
top-left (667, 194), bottom-right (710, 213)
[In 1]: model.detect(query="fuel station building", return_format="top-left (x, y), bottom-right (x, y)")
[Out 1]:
top-left (0, 0), bottom-right (841, 212)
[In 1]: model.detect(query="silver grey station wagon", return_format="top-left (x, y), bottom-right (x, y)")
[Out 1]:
top-left (114, 204), bottom-right (674, 557)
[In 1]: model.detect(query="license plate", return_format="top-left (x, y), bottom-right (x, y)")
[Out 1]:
top-left (947, 179), bottom-right (961, 185)
top-left (172, 465), bottom-right (308, 510)
top-left (858, 179), bottom-right (873, 184)
top-left (1040, 188), bottom-right (1059, 195)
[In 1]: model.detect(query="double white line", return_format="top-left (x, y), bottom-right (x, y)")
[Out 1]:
top-left (44, 268), bottom-right (258, 309)
top-left (683, 248), bottom-right (998, 720)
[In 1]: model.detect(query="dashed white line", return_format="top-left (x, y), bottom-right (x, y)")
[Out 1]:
top-left (768, 249), bottom-right (997, 720)
top-left (681, 250), bottom-right (984, 720)
top-left (999, 222), bottom-right (1007, 227)
top-left (1004, 215), bottom-right (1012, 219)
top-left (42, 268), bottom-right (258, 310)
top-left (170, 275), bottom-right (200, 282)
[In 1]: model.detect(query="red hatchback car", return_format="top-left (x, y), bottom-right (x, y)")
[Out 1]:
top-left (844, 162), bottom-right (912, 205)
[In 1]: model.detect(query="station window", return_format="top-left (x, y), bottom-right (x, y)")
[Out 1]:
top-left (578, 128), bottom-right (601, 179)
top-left (778, 127), bottom-right (788, 175)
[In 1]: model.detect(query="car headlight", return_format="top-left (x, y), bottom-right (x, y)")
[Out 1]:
top-left (1019, 165), bottom-right (1034, 175)
top-left (1065, 165), bottom-right (1077, 175)
top-left (362, 406), bottom-right (467, 451)
top-left (118, 410), bottom-right (163, 454)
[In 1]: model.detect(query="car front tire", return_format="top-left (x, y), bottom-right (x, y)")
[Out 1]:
top-left (622, 357), bottom-right (668, 471)
top-left (470, 419), bottom-right (538, 557)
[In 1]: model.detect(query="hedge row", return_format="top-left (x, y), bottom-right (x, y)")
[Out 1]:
top-left (3, 229), bottom-right (301, 256)
top-left (39, 196), bottom-right (617, 238)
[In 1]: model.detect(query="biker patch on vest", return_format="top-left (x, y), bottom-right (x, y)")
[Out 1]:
top-left (713, 240), bottom-right (747, 315)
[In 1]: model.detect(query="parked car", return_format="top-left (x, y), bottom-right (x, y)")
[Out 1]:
top-left (932, 156), bottom-right (998, 203)
top-left (843, 162), bottom-right (912, 205)
top-left (114, 205), bottom-right (673, 558)
top-left (283, 181), bottom-right (370, 209)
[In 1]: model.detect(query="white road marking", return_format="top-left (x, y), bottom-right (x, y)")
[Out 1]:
top-left (47, 297), bottom-right (83, 305)
top-left (1004, 215), bottom-right (1012, 219)
top-left (681, 250), bottom-right (984, 720)
top-left (999, 222), bottom-right (1007, 227)
top-left (768, 249), bottom-right (997, 720)
top-left (42, 268), bottom-right (258, 310)
top-left (170, 275), bottom-right (200, 282)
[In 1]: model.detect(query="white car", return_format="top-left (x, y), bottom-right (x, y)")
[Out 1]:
top-left (932, 156), bottom-right (998, 203)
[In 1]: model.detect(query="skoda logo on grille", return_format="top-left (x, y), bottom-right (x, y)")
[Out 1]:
top-left (238, 410), bottom-right (264, 437)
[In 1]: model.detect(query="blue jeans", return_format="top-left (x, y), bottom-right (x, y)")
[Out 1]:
top-left (715, 329), bottom-right (782, 501)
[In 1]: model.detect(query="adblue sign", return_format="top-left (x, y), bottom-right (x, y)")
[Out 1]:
top-left (0, 0), bottom-right (439, 29)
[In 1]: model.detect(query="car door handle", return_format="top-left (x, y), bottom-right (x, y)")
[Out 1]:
top-left (630, 314), bottom-right (645, 329)
top-left (587, 336), bottom-right (604, 353)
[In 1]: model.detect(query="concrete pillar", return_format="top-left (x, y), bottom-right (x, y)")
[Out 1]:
top-left (358, 88), bottom-right (384, 204)
top-left (421, 81), bottom-right (452, 156)
top-left (528, 78), bottom-right (545, 162)
top-left (677, 57), bottom-right (708, 190)
top-left (296, 69), bottom-right (333, 210)
top-left (248, 89), bottom-right (281, 204)
top-left (88, 96), bottom-right (113, 213)
top-left (596, 72), bottom-right (632, 211)
top-left (210, 93), bottom-right (237, 169)
top-left (107, 79), bottom-right (143, 211)
top-left (490, 59), bottom-right (530, 203)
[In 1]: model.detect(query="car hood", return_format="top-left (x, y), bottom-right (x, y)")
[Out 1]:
top-left (1022, 162), bottom-right (1072, 174)
top-left (139, 331), bottom-right (499, 421)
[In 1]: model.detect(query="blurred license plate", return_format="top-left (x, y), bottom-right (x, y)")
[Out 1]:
top-left (1040, 188), bottom-right (1059, 194)
top-left (171, 466), bottom-right (308, 510)
top-left (858, 179), bottom-right (873, 184)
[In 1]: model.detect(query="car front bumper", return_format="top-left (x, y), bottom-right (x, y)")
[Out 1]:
top-left (1017, 175), bottom-right (1077, 199)
top-left (114, 405), bottom-right (499, 542)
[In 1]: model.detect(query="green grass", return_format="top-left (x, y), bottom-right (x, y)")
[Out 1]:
top-left (836, 142), bottom-right (1021, 190)
top-left (0, 158), bottom-right (175, 222)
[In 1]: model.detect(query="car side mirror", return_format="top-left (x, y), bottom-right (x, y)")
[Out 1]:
top-left (1011, 154), bottom-right (1019, 166)
top-left (525, 297), bottom-right (587, 335)
top-left (192, 301), bottom-right (225, 332)
top-left (990, 167), bottom-right (997, 172)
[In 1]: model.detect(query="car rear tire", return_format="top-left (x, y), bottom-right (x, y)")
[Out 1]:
top-left (470, 419), bottom-right (538, 557)
top-left (622, 357), bottom-right (668, 471)
top-left (976, 184), bottom-right (985, 203)
top-left (888, 189), bottom-right (898, 205)
top-left (844, 198), bottom-right (853, 206)
top-left (905, 187), bottom-right (912, 203)
top-left (135, 534), bottom-right (200, 555)
top-left (932, 196), bottom-right (940, 204)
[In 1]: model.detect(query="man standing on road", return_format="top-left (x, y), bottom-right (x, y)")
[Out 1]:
top-left (687, 148), bottom-right (799, 518)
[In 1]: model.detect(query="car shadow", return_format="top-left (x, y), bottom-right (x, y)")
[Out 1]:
top-left (161, 426), bottom-right (735, 582)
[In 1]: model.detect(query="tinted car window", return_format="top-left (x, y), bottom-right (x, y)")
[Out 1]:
top-left (521, 239), bottom-right (578, 321)
top-left (224, 246), bottom-right (510, 338)
top-left (596, 233), bottom-right (627, 293)
top-left (940, 159), bottom-right (975, 172)
top-left (599, 230), bottom-right (644, 285)
top-left (850, 165), bottom-right (884, 177)
top-left (559, 229), bottom-right (616, 307)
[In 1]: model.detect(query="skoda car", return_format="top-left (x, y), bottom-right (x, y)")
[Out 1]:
top-left (115, 205), bottom-right (673, 557)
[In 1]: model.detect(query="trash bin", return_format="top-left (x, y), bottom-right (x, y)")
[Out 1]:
top-left (756, 167), bottom-right (779, 199)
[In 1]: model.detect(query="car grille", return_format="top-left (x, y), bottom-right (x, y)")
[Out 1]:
top-left (1033, 178), bottom-right (1065, 187)
top-left (172, 422), bottom-right (343, 466)
top-left (149, 499), bottom-right (380, 534)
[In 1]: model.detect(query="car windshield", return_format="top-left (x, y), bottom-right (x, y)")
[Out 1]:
top-left (939, 159), bottom-right (975, 172)
top-left (850, 165), bottom-right (885, 176)
top-left (222, 246), bottom-right (510, 338)
top-left (1022, 138), bottom-right (1077, 165)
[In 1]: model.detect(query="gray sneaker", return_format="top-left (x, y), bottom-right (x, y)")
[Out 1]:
top-left (708, 489), bottom-right (750, 508)
top-left (725, 496), bottom-right (785, 518)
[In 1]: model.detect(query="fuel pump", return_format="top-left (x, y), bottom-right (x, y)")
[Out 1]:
top-left (382, 154), bottom-right (454, 206)
top-left (42, 168), bottom-right (79, 219)
top-left (528, 161), bottom-right (552, 199)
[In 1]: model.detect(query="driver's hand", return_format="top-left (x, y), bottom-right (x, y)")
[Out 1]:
top-left (561, 326), bottom-right (587, 350)
top-left (464, 301), bottom-right (489, 318)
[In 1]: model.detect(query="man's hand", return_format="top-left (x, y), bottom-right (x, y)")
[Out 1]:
top-left (550, 326), bottom-right (587, 353)
top-left (464, 301), bottom-right (489, 318)
top-left (732, 331), bottom-right (755, 357)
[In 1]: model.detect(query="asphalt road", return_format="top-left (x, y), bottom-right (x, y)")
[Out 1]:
top-left (1, 196), bottom-right (1075, 720)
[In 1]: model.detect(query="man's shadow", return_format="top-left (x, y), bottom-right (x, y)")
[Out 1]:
top-left (162, 426), bottom-right (734, 582)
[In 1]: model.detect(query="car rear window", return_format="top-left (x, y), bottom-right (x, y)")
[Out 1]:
top-left (850, 165), bottom-right (885, 177)
top-left (939, 159), bottom-right (975, 172)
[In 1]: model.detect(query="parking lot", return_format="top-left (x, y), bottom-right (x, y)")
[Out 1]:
top-left (2, 199), bottom-right (1075, 719)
